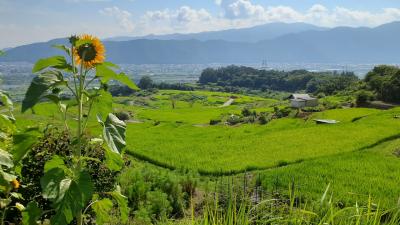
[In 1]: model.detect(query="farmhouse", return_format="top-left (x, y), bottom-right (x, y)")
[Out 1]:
top-left (289, 94), bottom-right (318, 108)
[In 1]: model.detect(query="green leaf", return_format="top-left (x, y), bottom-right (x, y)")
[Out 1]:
top-left (43, 94), bottom-right (61, 105)
top-left (0, 199), bottom-right (11, 208)
top-left (41, 168), bottom-right (66, 200)
top-left (0, 149), bottom-right (13, 168)
top-left (102, 62), bottom-right (120, 69)
top-left (52, 45), bottom-right (71, 56)
top-left (22, 70), bottom-right (67, 112)
top-left (10, 192), bottom-right (24, 199)
top-left (76, 170), bottom-right (93, 205)
top-left (96, 63), bottom-right (139, 90)
top-left (109, 187), bottom-right (129, 223)
top-left (92, 198), bottom-right (113, 225)
top-left (12, 128), bottom-right (41, 163)
top-left (0, 114), bottom-right (14, 131)
top-left (0, 170), bottom-right (16, 182)
top-left (44, 155), bottom-right (67, 173)
top-left (32, 56), bottom-right (72, 73)
top-left (98, 113), bottom-right (126, 154)
top-left (22, 201), bottom-right (42, 225)
top-left (42, 169), bottom-right (93, 225)
top-left (0, 50), bottom-right (4, 56)
top-left (105, 149), bottom-right (124, 171)
top-left (50, 179), bottom-right (80, 225)
top-left (90, 89), bottom-right (112, 121)
top-left (0, 91), bottom-right (13, 109)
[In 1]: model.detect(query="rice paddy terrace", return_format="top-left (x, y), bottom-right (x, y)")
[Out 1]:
top-left (16, 90), bottom-right (400, 206)
top-left (110, 91), bottom-right (400, 174)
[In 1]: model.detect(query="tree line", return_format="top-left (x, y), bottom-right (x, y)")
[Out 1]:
top-left (199, 65), bottom-right (359, 95)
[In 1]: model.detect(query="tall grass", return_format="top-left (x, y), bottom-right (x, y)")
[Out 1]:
top-left (181, 184), bottom-right (400, 225)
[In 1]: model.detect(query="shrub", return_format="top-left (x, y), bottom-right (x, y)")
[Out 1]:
top-left (115, 111), bottom-right (131, 121)
top-left (274, 106), bottom-right (292, 118)
top-left (138, 76), bottom-right (154, 90)
top-left (20, 129), bottom-right (118, 214)
top-left (227, 114), bottom-right (242, 125)
top-left (146, 190), bottom-right (173, 222)
top-left (209, 119), bottom-right (221, 125)
top-left (119, 166), bottom-right (193, 222)
top-left (356, 90), bottom-right (375, 105)
top-left (302, 106), bottom-right (324, 112)
top-left (276, 160), bottom-right (289, 167)
top-left (322, 99), bottom-right (341, 109)
top-left (241, 108), bottom-right (252, 117)
top-left (259, 115), bottom-right (268, 125)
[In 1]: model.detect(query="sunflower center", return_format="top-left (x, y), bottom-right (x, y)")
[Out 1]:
top-left (77, 43), bottom-right (97, 62)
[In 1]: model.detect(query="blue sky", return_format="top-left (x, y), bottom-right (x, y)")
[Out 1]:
top-left (1, 0), bottom-right (400, 48)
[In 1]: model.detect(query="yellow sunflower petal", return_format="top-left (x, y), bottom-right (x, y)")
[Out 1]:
top-left (74, 34), bottom-right (105, 68)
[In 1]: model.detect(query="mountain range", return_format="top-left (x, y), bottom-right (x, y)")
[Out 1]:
top-left (1, 22), bottom-right (400, 64)
top-left (104, 22), bottom-right (326, 43)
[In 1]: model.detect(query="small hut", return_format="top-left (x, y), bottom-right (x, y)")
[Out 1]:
top-left (289, 94), bottom-right (318, 108)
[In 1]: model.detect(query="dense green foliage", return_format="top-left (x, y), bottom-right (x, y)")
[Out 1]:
top-left (199, 65), bottom-right (359, 94)
top-left (119, 165), bottom-right (198, 224)
top-left (365, 65), bottom-right (400, 102)
top-left (2, 35), bottom-right (138, 225)
top-left (20, 129), bottom-right (119, 219)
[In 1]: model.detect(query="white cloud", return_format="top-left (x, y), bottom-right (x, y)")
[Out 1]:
top-left (176, 6), bottom-right (212, 23)
top-left (214, 0), bottom-right (400, 28)
top-left (224, 0), bottom-right (265, 19)
top-left (139, 6), bottom-right (214, 34)
top-left (143, 6), bottom-right (211, 23)
top-left (100, 6), bottom-right (135, 32)
top-left (132, 2), bottom-right (400, 37)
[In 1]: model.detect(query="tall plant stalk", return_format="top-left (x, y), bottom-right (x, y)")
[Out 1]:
top-left (21, 34), bottom-right (137, 224)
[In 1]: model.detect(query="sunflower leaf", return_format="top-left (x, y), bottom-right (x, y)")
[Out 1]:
top-left (108, 187), bottom-right (128, 223)
top-left (0, 91), bottom-right (13, 109)
top-left (0, 149), bottom-right (13, 168)
top-left (22, 201), bottom-right (43, 225)
top-left (98, 113), bottom-right (126, 154)
top-left (105, 149), bottom-right (124, 171)
top-left (42, 169), bottom-right (93, 225)
top-left (12, 128), bottom-right (41, 164)
top-left (52, 45), bottom-right (71, 56)
top-left (92, 198), bottom-right (113, 225)
top-left (22, 70), bottom-right (67, 112)
top-left (96, 64), bottom-right (139, 90)
top-left (32, 56), bottom-right (72, 73)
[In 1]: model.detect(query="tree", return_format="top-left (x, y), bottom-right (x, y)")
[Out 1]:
top-left (198, 65), bottom-right (359, 94)
top-left (139, 76), bottom-right (154, 89)
top-left (365, 65), bottom-right (400, 102)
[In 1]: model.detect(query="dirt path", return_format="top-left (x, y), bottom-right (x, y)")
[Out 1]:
top-left (220, 98), bottom-right (234, 107)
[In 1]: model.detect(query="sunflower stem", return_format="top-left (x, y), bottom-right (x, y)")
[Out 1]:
top-left (75, 49), bottom-right (86, 225)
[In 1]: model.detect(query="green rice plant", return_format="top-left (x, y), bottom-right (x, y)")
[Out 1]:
top-left (125, 107), bottom-right (400, 174)
top-left (180, 184), bottom-right (400, 225)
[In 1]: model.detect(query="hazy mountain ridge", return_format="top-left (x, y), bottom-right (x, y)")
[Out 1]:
top-left (105, 22), bottom-right (326, 43)
top-left (1, 21), bottom-right (400, 64)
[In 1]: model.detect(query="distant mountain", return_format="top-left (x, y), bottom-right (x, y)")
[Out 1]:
top-left (257, 21), bottom-right (400, 63)
top-left (105, 22), bottom-right (326, 43)
top-left (1, 21), bottom-right (400, 64)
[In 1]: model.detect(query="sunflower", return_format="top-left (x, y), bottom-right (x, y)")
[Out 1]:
top-left (11, 179), bottom-right (20, 189)
top-left (74, 34), bottom-right (105, 68)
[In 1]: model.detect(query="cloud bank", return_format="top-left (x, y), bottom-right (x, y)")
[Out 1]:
top-left (102, 0), bottom-right (400, 36)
